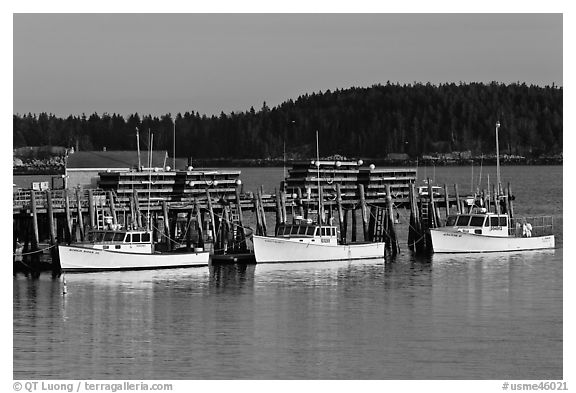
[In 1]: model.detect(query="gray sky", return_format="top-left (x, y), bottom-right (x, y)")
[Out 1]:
top-left (13, 13), bottom-right (562, 117)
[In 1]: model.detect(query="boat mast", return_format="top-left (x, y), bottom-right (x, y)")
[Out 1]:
top-left (173, 115), bottom-right (176, 170)
top-left (316, 130), bottom-right (322, 238)
top-left (495, 121), bottom-right (501, 195)
top-left (148, 132), bottom-right (153, 231)
top-left (136, 127), bottom-right (142, 171)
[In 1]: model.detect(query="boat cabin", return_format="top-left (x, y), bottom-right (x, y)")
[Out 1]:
top-left (444, 213), bottom-right (509, 237)
top-left (86, 229), bottom-right (153, 254)
top-left (276, 223), bottom-right (339, 245)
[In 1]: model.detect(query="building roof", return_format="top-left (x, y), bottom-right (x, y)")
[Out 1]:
top-left (66, 150), bottom-right (170, 169)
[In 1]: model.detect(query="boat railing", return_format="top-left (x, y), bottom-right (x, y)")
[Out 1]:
top-left (509, 216), bottom-right (554, 237)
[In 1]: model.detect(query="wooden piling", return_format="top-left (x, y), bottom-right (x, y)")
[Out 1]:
top-left (408, 183), bottom-right (416, 251)
top-left (342, 208), bottom-right (349, 244)
top-left (234, 186), bottom-right (246, 252)
top-left (427, 178), bottom-right (436, 228)
top-left (351, 207), bottom-right (357, 242)
top-left (107, 191), bottom-right (118, 225)
top-left (253, 195), bottom-right (262, 236)
top-left (385, 184), bottom-right (399, 255)
top-left (75, 189), bottom-right (84, 241)
top-left (443, 184), bottom-right (450, 219)
top-left (88, 189), bottom-right (96, 229)
top-left (336, 184), bottom-right (345, 244)
top-left (296, 188), bottom-right (304, 218)
top-left (46, 191), bottom-right (57, 246)
top-left (133, 189), bottom-right (142, 228)
top-left (46, 190), bottom-right (60, 271)
top-left (194, 199), bottom-right (204, 249)
top-left (64, 189), bottom-right (73, 244)
top-left (220, 204), bottom-right (231, 254)
top-left (280, 191), bottom-right (288, 225)
top-left (162, 201), bottom-right (172, 251)
top-left (454, 184), bottom-right (462, 214)
top-left (129, 195), bottom-right (136, 229)
top-left (358, 184), bottom-right (369, 241)
top-left (507, 183), bottom-right (515, 218)
top-left (30, 190), bottom-right (40, 252)
top-left (274, 192), bottom-right (282, 235)
top-left (185, 208), bottom-right (192, 251)
top-left (206, 190), bottom-right (216, 245)
top-left (257, 188), bottom-right (268, 235)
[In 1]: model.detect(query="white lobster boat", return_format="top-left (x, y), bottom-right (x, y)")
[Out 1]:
top-left (59, 229), bottom-right (210, 272)
top-left (253, 221), bottom-right (386, 264)
top-left (429, 212), bottom-right (555, 253)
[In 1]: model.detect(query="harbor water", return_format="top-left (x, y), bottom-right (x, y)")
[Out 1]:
top-left (13, 165), bottom-right (563, 379)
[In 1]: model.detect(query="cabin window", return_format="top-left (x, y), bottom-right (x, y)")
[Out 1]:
top-left (490, 217), bottom-right (500, 227)
top-left (142, 233), bottom-right (151, 242)
top-left (103, 232), bottom-right (115, 242)
top-left (499, 217), bottom-right (508, 226)
top-left (113, 233), bottom-right (125, 242)
top-left (306, 227), bottom-right (315, 236)
top-left (92, 232), bottom-right (105, 242)
top-left (290, 226), bottom-right (300, 235)
top-left (125, 234), bottom-right (131, 243)
top-left (446, 216), bottom-right (457, 226)
top-left (298, 226), bottom-right (307, 235)
top-left (469, 216), bottom-right (485, 227)
top-left (132, 233), bottom-right (141, 243)
top-left (332, 228), bottom-right (337, 236)
top-left (456, 215), bottom-right (471, 226)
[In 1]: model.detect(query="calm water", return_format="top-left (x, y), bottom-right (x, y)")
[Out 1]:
top-left (13, 166), bottom-right (563, 380)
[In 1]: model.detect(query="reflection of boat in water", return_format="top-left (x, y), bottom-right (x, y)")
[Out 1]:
top-left (430, 212), bottom-right (555, 253)
top-left (431, 248), bottom-right (557, 265)
top-left (59, 229), bottom-right (210, 273)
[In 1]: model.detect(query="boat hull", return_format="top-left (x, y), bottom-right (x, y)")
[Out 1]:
top-left (58, 245), bottom-right (210, 272)
top-left (429, 229), bottom-right (555, 253)
top-left (253, 235), bottom-right (386, 263)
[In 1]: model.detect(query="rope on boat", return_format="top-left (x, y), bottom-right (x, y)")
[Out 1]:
top-left (13, 243), bottom-right (57, 256)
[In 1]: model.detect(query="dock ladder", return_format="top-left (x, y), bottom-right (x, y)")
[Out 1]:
top-left (372, 206), bottom-right (386, 243)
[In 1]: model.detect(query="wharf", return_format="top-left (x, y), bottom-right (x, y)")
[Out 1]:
top-left (14, 161), bottom-right (504, 273)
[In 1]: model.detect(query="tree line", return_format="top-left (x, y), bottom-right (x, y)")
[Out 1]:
top-left (13, 82), bottom-right (562, 160)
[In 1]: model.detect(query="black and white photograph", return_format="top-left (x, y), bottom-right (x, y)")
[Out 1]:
top-left (10, 8), bottom-right (566, 388)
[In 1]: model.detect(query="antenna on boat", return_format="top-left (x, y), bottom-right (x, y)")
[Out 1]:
top-left (495, 121), bottom-right (501, 195)
top-left (477, 153), bottom-right (483, 190)
top-left (470, 159), bottom-right (473, 193)
top-left (136, 127), bottom-right (142, 171)
top-left (173, 115), bottom-right (176, 171)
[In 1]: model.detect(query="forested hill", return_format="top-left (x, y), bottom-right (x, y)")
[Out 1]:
top-left (13, 82), bottom-right (562, 160)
